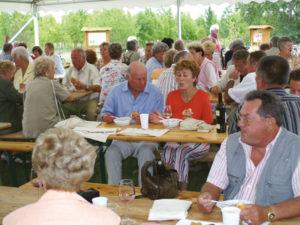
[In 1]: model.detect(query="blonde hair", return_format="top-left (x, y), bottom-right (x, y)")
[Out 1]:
top-left (32, 128), bottom-right (97, 191)
top-left (33, 56), bottom-right (55, 78)
top-left (0, 60), bottom-right (15, 78)
top-left (202, 40), bottom-right (216, 56)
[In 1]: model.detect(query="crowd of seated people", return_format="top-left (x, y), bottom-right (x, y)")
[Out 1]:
top-left (1, 33), bottom-right (300, 225)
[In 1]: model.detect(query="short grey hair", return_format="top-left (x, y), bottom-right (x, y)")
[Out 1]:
top-left (33, 56), bottom-right (55, 78)
top-left (173, 50), bottom-right (190, 63)
top-left (72, 47), bottom-right (86, 59)
top-left (11, 46), bottom-right (29, 61)
top-left (152, 42), bottom-right (169, 56)
top-left (32, 128), bottom-right (97, 191)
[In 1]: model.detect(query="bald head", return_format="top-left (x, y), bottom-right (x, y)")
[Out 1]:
top-left (128, 61), bottom-right (147, 94)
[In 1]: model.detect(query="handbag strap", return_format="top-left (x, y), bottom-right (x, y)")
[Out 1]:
top-left (51, 80), bottom-right (66, 121)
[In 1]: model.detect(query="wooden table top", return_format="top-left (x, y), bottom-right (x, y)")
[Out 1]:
top-left (69, 90), bottom-right (92, 100)
top-left (16, 182), bottom-right (300, 225)
top-left (0, 122), bottom-right (11, 130)
top-left (101, 123), bottom-right (227, 144)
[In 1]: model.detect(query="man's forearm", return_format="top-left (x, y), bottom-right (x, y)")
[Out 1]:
top-left (201, 182), bottom-right (222, 200)
top-left (271, 196), bottom-right (300, 221)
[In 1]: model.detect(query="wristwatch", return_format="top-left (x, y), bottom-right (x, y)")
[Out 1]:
top-left (267, 207), bottom-right (276, 222)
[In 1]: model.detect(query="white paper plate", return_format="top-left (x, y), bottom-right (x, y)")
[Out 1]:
top-left (176, 219), bottom-right (223, 225)
top-left (216, 199), bottom-right (252, 208)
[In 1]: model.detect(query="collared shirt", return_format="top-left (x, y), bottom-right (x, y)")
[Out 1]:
top-left (101, 81), bottom-right (163, 118)
top-left (146, 56), bottom-right (164, 83)
top-left (228, 72), bottom-right (256, 104)
top-left (3, 189), bottom-right (120, 225)
top-left (99, 59), bottom-right (128, 106)
top-left (197, 57), bottom-right (219, 91)
top-left (13, 62), bottom-right (34, 92)
top-left (64, 62), bottom-right (100, 100)
top-left (207, 128), bottom-right (300, 202)
top-left (157, 65), bottom-right (177, 105)
top-left (49, 53), bottom-right (65, 78)
top-left (0, 52), bottom-right (13, 61)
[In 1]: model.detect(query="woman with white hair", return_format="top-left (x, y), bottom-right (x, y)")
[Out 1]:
top-left (22, 56), bottom-right (74, 138)
top-left (11, 46), bottom-right (34, 93)
top-left (3, 128), bottom-right (120, 225)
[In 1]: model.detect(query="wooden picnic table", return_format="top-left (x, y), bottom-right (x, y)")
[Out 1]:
top-left (13, 182), bottom-right (300, 225)
top-left (0, 122), bottom-right (11, 130)
top-left (101, 123), bottom-right (227, 145)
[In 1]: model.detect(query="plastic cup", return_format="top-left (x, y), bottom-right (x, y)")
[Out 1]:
top-left (92, 196), bottom-right (108, 207)
top-left (140, 114), bottom-right (149, 129)
top-left (221, 206), bottom-right (241, 225)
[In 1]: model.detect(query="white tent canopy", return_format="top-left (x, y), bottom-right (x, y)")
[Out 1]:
top-left (0, 0), bottom-right (291, 45)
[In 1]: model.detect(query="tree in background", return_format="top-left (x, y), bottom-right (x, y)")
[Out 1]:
top-left (204, 6), bottom-right (218, 35)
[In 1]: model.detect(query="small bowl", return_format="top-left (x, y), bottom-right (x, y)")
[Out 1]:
top-left (113, 117), bottom-right (131, 126)
top-left (162, 118), bottom-right (182, 128)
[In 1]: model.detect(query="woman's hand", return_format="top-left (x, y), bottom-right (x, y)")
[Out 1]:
top-left (197, 192), bottom-right (215, 213)
top-left (149, 112), bottom-right (162, 124)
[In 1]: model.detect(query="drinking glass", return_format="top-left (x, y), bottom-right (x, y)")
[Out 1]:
top-left (163, 105), bottom-right (172, 119)
top-left (119, 179), bottom-right (135, 225)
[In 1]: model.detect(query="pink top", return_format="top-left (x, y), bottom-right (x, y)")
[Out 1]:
top-left (207, 128), bottom-right (300, 202)
top-left (3, 190), bottom-right (120, 225)
top-left (198, 57), bottom-right (219, 91)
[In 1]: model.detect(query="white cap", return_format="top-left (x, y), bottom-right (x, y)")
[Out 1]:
top-left (210, 24), bottom-right (219, 32)
top-left (127, 36), bottom-right (137, 41)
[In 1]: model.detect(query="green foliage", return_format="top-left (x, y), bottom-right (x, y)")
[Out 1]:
top-left (1, 2), bottom-right (300, 52)
top-left (61, 10), bottom-right (88, 47)
top-left (219, 7), bottom-right (249, 47)
top-left (204, 6), bottom-right (217, 35)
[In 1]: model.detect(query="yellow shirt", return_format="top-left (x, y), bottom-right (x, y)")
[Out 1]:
top-left (13, 63), bottom-right (34, 92)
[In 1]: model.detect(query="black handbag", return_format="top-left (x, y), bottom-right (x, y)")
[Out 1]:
top-left (141, 158), bottom-right (179, 200)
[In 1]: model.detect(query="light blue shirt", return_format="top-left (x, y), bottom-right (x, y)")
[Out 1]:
top-left (146, 57), bottom-right (164, 83)
top-left (101, 81), bottom-right (163, 118)
top-left (51, 54), bottom-right (64, 76)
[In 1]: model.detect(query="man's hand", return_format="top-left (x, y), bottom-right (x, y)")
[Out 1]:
top-left (197, 192), bottom-right (215, 213)
top-left (240, 204), bottom-right (268, 225)
top-left (149, 112), bottom-right (162, 124)
top-left (102, 113), bottom-right (115, 123)
top-left (71, 78), bottom-right (86, 90)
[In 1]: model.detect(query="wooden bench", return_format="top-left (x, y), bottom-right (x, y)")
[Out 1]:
top-left (0, 131), bottom-right (35, 186)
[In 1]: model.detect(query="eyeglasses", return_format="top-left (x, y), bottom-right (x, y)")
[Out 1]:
top-left (237, 114), bottom-right (257, 126)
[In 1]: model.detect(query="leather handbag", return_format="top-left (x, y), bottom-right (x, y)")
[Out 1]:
top-left (141, 158), bottom-right (179, 200)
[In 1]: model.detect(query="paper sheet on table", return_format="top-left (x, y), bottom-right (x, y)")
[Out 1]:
top-left (148, 199), bottom-right (192, 221)
top-left (73, 127), bottom-right (118, 142)
top-left (55, 117), bottom-right (101, 129)
top-left (118, 128), bottom-right (169, 137)
top-left (176, 219), bottom-right (223, 225)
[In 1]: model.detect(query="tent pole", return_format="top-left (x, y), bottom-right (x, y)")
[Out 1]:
top-left (177, 0), bottom-right (182, 40)
top-left (33, 2), bottom-right (39, 46)
top-left (8, 16), bottom-right (34, 43)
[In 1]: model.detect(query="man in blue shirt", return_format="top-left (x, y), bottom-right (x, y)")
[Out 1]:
top-left (101, 61), bottom-right (163, 185)
top-left (146, 42), bottom-right (169, 83)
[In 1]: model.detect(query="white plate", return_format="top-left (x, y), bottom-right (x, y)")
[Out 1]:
top-left (216, 199), bottom-right (252, 208)
top-left (176, 219), bottom-right (223, 225)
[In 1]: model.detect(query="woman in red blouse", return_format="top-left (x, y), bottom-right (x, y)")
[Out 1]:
top-left (162, 60), bottom-right (213, 189)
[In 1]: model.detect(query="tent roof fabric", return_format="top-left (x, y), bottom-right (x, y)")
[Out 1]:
top-left (0, 0), bottom-right (292, 12)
